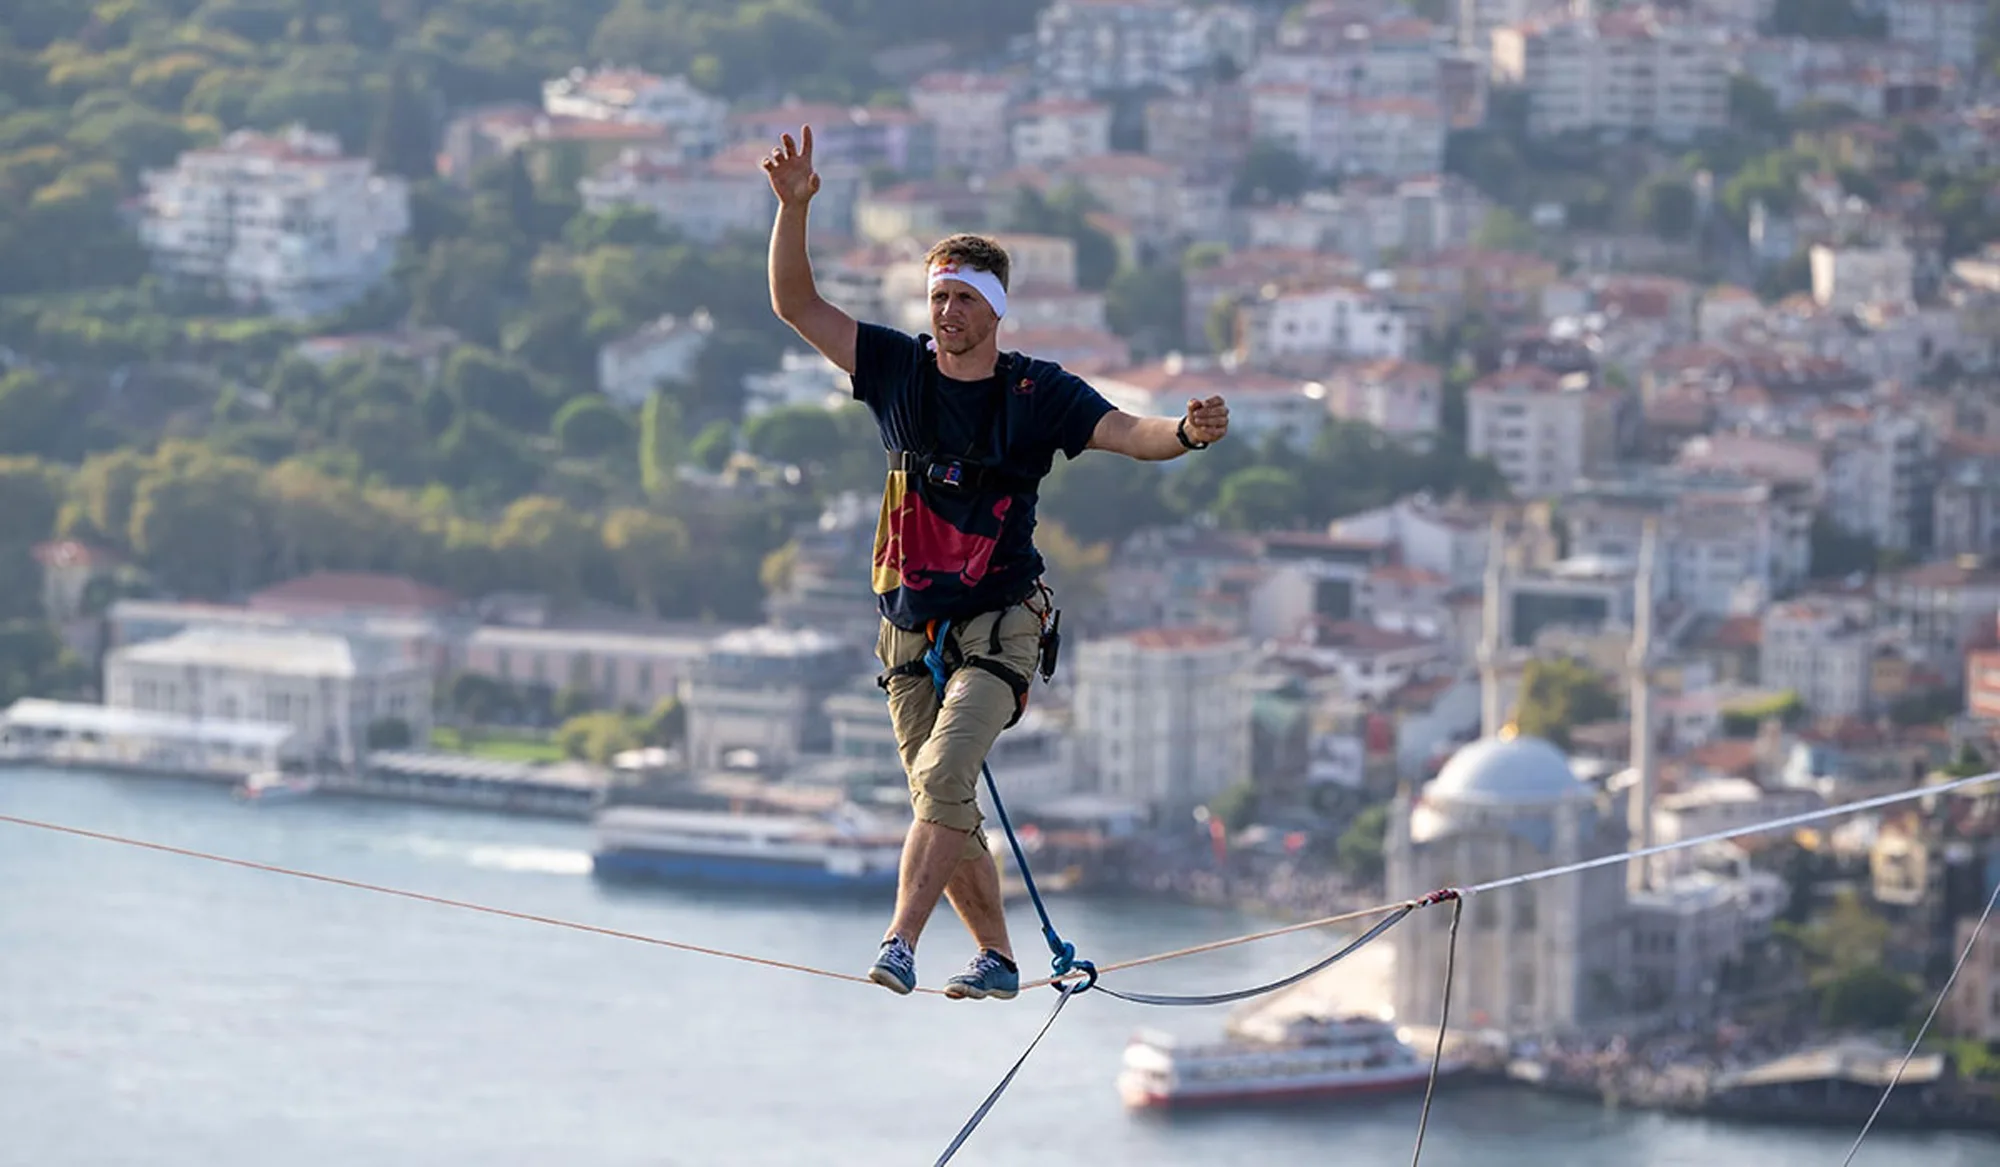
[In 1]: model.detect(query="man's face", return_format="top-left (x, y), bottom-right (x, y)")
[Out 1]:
top-left (929, 277), bottom-right (999, 357)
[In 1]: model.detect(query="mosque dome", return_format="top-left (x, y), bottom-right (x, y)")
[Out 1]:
top-left (1425, 732), bottom-right (1590, 808)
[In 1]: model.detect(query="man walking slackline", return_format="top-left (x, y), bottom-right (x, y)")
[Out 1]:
top-left (761, 126), bottom-right (1230, 1000)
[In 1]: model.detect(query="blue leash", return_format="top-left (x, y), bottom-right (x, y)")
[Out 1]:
top-left (921, 620), bottom-right (1094, 987)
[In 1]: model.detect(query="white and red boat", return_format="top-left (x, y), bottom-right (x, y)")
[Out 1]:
top-left (1118, 1012), bottom-right (1456, 1110)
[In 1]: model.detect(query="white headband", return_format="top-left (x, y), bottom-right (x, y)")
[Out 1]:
top-left (928, 262), bottom-right (1007, 320)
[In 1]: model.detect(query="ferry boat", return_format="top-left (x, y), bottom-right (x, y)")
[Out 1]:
top-left (589, 803), bottom-right (905, 893)
top-left (233, 769), bottom-right (321, 804)
top-left (1118, 1012), bottom-right (1453, 1110)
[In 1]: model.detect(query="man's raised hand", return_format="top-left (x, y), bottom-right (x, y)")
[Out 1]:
top-left (761, 125), bottom-right (820, 206)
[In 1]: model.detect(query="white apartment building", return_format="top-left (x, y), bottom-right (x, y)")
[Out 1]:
top-left (1886, 0), bottom-right (1980, 71)
top-left (1319, 359), bottom-right (1445, 445)
top-left (104, 627), bottom-right (431, 765)
top-left (1626, 874), bottom-right (1769, 1011)
top-left (1943, 913), bottom-right (2000, 1042)
top-left (1649, 779), bottom-right (1822, 881)
top-left (1330, 495), bottom-right (1498, 589)
top-left (139, 126), bottom-right (409, 320)
top-left (1562, 471), bottom-right (1813, 616)
top-left (1036, 0), bottom-right (1251, 94)
top-left (1274, 621), bottom-right (1448, 704)
top-left (681, 627), bottom-right (858, 774)
top-left (1237, 283), bottom-right (1411, 365)
top-left (1934, 459), bottom-right (2000, 560)
top-left (1009, 100), bottom-right (1112, 169)
top-left (1247, 88), bottom-right (1447, 180)
top-left (1339, 98), bottom-right (1449, 178)
top-left (1810, 243), bottom-right (1917, 313)
top-left (541, 68), bottom-right (729, 157)
top-left (1760, 598), bottom-right (1876, 719)
top-left (744, 350), bottom-right (851, 419)
top-left (1875, 559), bottom-right (2000, 671)
top-left (1454, 0), bottom-right (1550, 55)
top-left (908, 73), bottom-right (1017, 173)
top-left (460, 623), bottom-right (720, 712)
top-left (1255, 18), bottom-right (1447, 99)
top-left (578, 147), bottom-right (773, 243)
top-left (1246, 181), bottom-right (1490, 262)
top-left (597, 311), bottom-right (714, 408)
top-left (1819, 408), bottom-right (1934, 554)
top-left (1073, 628), bottom-right (1254, 816)
top-left (988, 233), bottom-right (1082, 292)
top-left (1490, 11), bottom-right (1729, 141)
top-left (1053, 153), bottom-right (1181, 241)
top-left (1466, 366), bottom-right (1617, 497)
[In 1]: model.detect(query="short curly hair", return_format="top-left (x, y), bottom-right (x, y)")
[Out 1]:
top-left (924, 233), bottom-right (1011, 291)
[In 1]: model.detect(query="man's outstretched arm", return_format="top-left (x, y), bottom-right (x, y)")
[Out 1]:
top-left (762, 126), bottom-right (857, 375)
top-left (1087, 396), bottom-right (1230, 461)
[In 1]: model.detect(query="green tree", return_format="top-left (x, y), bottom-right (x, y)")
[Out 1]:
top-left (127, 454), bottom-right (269, 599)
top-left (552, 395), bottom-right (634, 457)
top-left (1635, 176), bottom-right (1696, 240)
top-left (639, 387), bottom-right (683, 497)
top-left (1511, 657), bottom-right (1619, 749)
top-left (1104, 261), bottom-right (1187, 354)
top-left (1475, 208), bottom-right (1538, 251)
top-left (1336, 803), bottom-right (1390, 884)
top-left (1213, 465), bottom-right (1307, 532)
top-left (435, 412), bottom-right (541, 505)
top-left (492, 495), bottom-right (601, 601)
top-left (556, 710), bottom-right (640, 764)
top-left (743, 404), bottom-right (845, 471)
top-left (1039, 453), bottom-right (1175, 544)
top-left (448, 671), bottom-right (515, 726)
top-left (601, 506), bottom-right (689, 616)
top-left (366, 57), bottom-right (435, 180)
top-left (0, 456), bottom-right (62, 550)
top-left (0, 370), bottom-right (84, 459)
top-left (1727, 76), bottom-right (1786, 139)
top-left (640, 695), bottom-right (685, 746)
top-left (0, 618), bottom-right (90, 706)
top-left (1820, 963), bottom-right (1916, 1030)
top-left (689, 419), bottom-right (734, 472)
top-left (1230, 140), bottom-right (1312, 206)
top-left (442, 345), bottom-right (549, 429)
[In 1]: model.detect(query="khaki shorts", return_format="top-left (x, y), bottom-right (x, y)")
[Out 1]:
top-left (876, 601), bottom-right (1044, 858)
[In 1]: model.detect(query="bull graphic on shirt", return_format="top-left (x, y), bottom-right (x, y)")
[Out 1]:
top-left (871, 471), bottom-right (1013, 594)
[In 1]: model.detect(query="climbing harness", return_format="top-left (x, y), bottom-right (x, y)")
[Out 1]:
top-left (881, 584), bottom-right (1083, 981)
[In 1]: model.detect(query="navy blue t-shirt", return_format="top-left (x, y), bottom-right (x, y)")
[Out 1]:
top-left (851, 322), bottom-right (1115, 631)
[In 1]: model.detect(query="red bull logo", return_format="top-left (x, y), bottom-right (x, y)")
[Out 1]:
top-left (872, 473), bottom-right (1012, 594)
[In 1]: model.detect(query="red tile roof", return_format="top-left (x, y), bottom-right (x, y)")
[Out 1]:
top-left (247, 572), bottom-right (459, 615)
top-left (1126, 627), bottom-right (1239, 650)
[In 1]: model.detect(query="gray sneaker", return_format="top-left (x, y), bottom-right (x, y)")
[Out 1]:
top-left (944, 949), bottom-right (1019, 1000)
top-left (868, 936), bottom-right (917, 995)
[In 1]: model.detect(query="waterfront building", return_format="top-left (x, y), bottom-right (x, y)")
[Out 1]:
top-left (103, 627), bottom-right (431, 768)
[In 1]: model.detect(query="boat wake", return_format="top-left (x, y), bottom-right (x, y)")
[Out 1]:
top-left (465, 844), bottom-right (593, 876)
top-left (392, 834), bottom-right (592, 877)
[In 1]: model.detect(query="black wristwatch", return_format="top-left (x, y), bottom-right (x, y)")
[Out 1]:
top-left (1176, 416), bottom-right (1209, 451)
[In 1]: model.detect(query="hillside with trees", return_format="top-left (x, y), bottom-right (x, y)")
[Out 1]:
top-left (0, 0), bottom-right (1505, 677)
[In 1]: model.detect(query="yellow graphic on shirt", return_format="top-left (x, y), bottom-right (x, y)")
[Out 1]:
top-left (872, 472), bottom-right (908, 595)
